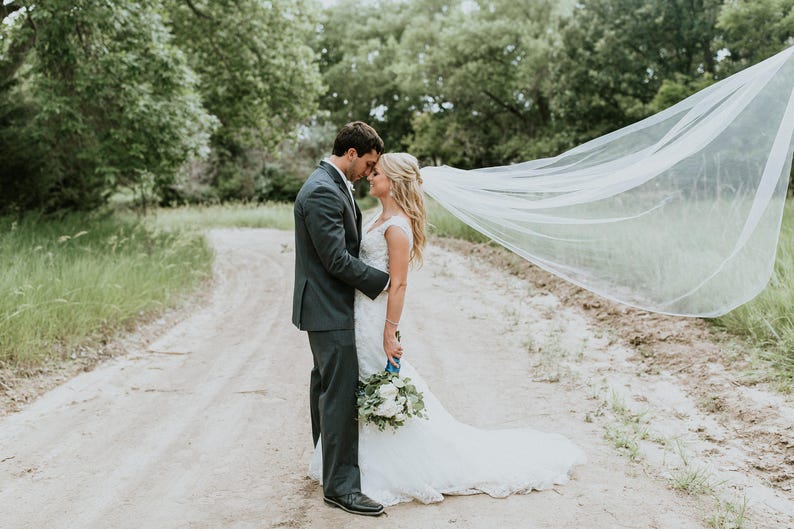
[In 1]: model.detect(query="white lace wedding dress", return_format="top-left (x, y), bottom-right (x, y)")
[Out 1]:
top-left (309, 215), bottom-right (586, 506)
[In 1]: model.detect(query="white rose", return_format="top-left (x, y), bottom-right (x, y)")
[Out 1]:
top-left (394, 412), bottom-right (407, 422)
top-left (378, 383), bottom-right (399, 400)
top-left (375, 398), bottom-right (401, 418)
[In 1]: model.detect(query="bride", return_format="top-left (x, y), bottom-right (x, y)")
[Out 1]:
top-left (309, 152), bottom-right (586, 507)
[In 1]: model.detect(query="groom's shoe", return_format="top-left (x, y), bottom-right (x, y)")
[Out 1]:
top-left (323, 492), bottom-right (384, 516)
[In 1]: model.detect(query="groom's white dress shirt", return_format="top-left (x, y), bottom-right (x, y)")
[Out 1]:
top-left (326, 158), bottom-right (356, 205)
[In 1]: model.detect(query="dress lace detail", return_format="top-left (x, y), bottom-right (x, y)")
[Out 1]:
top-left (359, 215), bottom-right (412, 275)
top-left (309, 211), bottom-right (586, 506)
top-left (356, 215), bottom-right (412, 380)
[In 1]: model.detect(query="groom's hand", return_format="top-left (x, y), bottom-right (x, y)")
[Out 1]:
top-left (383, 331), bottom-right (403, 368)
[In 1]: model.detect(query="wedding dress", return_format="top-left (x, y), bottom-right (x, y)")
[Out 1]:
top-left (309, 214), bottom-right (586, 506)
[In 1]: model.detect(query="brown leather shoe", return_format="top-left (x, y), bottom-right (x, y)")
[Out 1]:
top-left (323, 492), bottom-right (384, 516)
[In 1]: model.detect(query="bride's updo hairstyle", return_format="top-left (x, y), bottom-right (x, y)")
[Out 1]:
top-left (380, 152), bottom-right (427, 267)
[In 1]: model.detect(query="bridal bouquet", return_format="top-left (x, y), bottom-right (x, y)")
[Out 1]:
top-left (357, 370), bottom-right (427, 431)
top-left (357, 333), bottom-right (428, 431)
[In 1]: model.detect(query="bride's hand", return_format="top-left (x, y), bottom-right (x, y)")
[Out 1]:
top-left (383, 331), bottom-right (403, 368)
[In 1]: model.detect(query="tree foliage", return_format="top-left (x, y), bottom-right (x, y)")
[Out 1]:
top-left (164, 0), bottom-right (323, 200)
top-left (550, 0), bottom-right (724, 148)
top-left (316, 0), bottom-right (567, 168)
top-left (402, 0), bottom-right (563, 167)
top-left (0, 0), bottom-right (322, 212)
top-left (33, 0), bottom-right (219, 211)
top-left (1, 0), bottom-right (792, 212)
top-left (315, 0), bottom-right (422, 152)
top-left (313, 0), bottom-right (791, 171)
top-left (717, 0), bottom-right (794, 71)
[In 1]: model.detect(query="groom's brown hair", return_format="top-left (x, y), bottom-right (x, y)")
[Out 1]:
top-left (332, 121), bottom-right (384, 157)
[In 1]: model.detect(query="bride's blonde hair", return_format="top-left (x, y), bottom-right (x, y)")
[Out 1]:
top-left (380, 152), bottom-right (427, 267)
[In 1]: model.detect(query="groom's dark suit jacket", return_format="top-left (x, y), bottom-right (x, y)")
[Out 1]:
top-left (292, 161), bottom-right (389, 331)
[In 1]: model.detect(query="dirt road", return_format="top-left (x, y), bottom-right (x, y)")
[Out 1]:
top-left (0, 228), bottom-right (792, 528)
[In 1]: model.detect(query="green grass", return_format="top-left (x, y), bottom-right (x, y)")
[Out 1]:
top-left (425, 197), bottom-right (489, 243)
top-left (135, 196), bottom-right (487, 241)
top-left (135, 201), bottom-right (295, 232)
top-left (669, 465), bottom-right (720, 496)
top-left (603, 390), bottom-right (650, 462)
top-left (707, 496), bottom-right (748, 529)
top-left (0, 211), bottom-right (212, 368)
top-left (714, 201), bottom-right (794, 385)
top-left (0, 202), bottom-right (297, 370)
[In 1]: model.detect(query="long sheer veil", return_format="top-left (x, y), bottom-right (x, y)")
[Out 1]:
top-left (421, 46), bottom-right (794, 317)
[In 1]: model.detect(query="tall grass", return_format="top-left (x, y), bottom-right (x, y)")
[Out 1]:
top-left (715, 202), bottom-right (794, 383)
top-left (136, 201), bottom-right (295, 232)
top-left (141, 196), bottom-right (479, 239)
top-left (0, 212), bottom-right (212, 367)
top-left (425, 197), bottom-right (488, 243)
top-left (142, 199), bottom-right (477, 240)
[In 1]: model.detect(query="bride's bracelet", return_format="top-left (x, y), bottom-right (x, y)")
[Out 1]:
top-left (385, 318), bottom-right (399, 326)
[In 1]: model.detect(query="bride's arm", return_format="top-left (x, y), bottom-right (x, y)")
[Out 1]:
top-left (383, 225), bottom-right (410, 368)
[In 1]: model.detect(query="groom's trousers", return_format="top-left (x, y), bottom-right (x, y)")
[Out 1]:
top-left (307, 329), bottom-right (361, 497)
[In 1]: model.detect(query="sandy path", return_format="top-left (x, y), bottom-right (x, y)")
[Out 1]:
top-left (0, 228), bottom-right (790, 528)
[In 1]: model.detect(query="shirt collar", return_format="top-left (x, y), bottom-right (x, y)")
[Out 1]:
top-left (325, 158), bottom-right (355, 194)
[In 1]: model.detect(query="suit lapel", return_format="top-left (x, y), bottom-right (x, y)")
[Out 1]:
top-left (319, 161), bottom-right (360, 237)
top-left (320, 161), bottom-right (355, 208)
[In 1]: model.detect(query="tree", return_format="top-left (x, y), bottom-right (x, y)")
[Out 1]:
top-left (1, 0), bottom-right (217, 212)
top-left (0, 0), bottom-right (324, 211)
top-left (400, 0), bottom-right (564, 167)
top-left (550, 0), bottom-right (724, 149)
top-left (313, 0), bottom-right (424, 152)
top-left (315, 0), bottom-right (567, 168)
top-left (164, 0), bottom-right (323, 200)
top-left (717, 0), bottom-right (794, 71)
top-left (0, 3), bottom-right (46, 211)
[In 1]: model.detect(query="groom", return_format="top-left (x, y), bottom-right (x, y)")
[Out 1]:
top-left (292, 121), bottom-right (393, 516)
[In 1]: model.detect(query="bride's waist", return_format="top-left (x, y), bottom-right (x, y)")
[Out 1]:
top-left (355, 293), bottom-right (388, 316)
